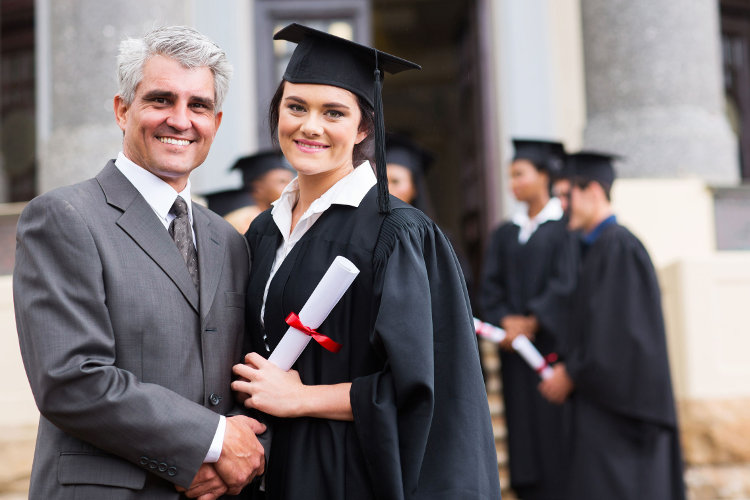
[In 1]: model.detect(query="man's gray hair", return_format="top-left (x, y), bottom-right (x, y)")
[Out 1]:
top-left (117, 25), bottom-right (233, 113)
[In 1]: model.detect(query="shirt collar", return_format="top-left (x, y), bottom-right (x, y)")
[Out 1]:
top-left (511, 197), bottom-right (563, 243)
top-left (270, 161), bottom-right (376, 241)
top-left (115, 151), bottom-right (193, 222)
top-left (271, 160), bottom-right (375, 215)
top-left (582, 214), bottom-right (617, 246)
top-left (511, 197), bottom-right (563, 228)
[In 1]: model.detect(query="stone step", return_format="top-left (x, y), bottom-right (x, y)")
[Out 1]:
top-left (487, 393), bottom-right (504, 417)
top-left (492, 414), bottom-right (507, 441)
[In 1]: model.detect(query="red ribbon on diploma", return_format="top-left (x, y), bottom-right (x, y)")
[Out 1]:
top-left (285, 312), bottom-right (342, 353)
top-left (535, 352), bottom-right (559, 374)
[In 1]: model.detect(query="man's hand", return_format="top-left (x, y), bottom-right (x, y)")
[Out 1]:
top-left (177, 464), bottom-right (227, 500)
top-left (213, 415), bottom-right (267, 495)
top-left (538, 363), bottom-right (574, 404)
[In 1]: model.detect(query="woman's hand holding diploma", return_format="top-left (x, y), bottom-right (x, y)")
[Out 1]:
top-left (233, 353), bottom-right (353, 421)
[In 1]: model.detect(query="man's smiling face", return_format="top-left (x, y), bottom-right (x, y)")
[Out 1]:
top-left (114, 54), bottom-right (222, 191)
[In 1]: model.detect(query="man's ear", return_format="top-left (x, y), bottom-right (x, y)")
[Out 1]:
top-left (214, 111), bottom-right (223, 134)
top-left (113, 95), bottom-right (128, 131)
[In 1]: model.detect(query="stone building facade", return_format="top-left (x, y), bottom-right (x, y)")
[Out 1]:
top-left (2, 1), bottom-right (750, 498)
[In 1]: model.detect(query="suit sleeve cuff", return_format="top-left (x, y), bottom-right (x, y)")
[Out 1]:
top-left (203, 415), bottom-right (225, 463)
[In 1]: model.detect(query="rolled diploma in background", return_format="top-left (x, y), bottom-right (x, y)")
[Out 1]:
top-left (474, 317), bottom-right (506, 343)
top-left (511, 336), bottom-right (554, 380)
top-left (268, 256), bottom-right (360, 371)
top-left (474, 317), bottom-right (553, 380)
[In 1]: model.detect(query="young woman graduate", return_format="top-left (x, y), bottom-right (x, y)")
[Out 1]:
top-left (479, 140), bottom-right (578, 500)
top-left (231, 24), bottom-right (501, 500)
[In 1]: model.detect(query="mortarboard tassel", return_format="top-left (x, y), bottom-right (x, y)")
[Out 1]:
top-left (373, 54), bottom-right (391, 214)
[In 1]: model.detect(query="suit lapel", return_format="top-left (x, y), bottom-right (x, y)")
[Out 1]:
top-left (96, 162), bottom-right (200, 313)
top-left (193, 205), bottom-right (225, 325)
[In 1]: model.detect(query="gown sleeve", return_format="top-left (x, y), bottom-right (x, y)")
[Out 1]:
top-left (478, 225), bottom-right (513, 324)
top-left (349, 207), bottom-right (501, 500)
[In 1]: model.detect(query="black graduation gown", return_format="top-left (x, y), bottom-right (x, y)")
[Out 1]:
top-left (564, 223), bottom-right (685, 500)
top-left (244, 188), bottom-right (501, 500)
top-left (479, 219), bottom-right (578, 499)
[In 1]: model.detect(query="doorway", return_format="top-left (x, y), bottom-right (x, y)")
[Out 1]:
top-left (373, 0), bottom-right (488, 295)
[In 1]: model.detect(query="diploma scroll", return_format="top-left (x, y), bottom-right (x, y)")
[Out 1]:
top-left (511, 336), bottom-right (554, 380)
top-left (474, 317), bottom-right (506, 343)
top-left (473, 317), bottom-right (554, 380)
top-left (268, 256), bottom-right (360, 371)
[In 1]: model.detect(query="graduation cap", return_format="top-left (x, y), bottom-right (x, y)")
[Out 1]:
top-left (512, 139), bottom-right (566, 176)
top-left (231, 150), bottom-right (293, 190)
top-left (274, 23), bottom-right (421, 213)
top-left (566, 151), bottom-right (619, 189)
top-left (204, 189), bottom-right (255, 217)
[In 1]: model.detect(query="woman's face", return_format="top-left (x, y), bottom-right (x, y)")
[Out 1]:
top-left (387, 164), bottom-right (417, 204)
top-left (509, 159), bottom-right (549, 202)
top-left (277, 82), bottom-right (367, 178)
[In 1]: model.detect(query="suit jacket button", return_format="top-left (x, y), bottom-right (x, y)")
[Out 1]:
top-left (148, 459), bottom-right (158, 470)
top-left (158, 462), bottom-right (168, 472)
top-left (209, 393), bottom-right (222, 406)
top-left (167, 466), bottom-right (177, 477)
top-left (139, 456), bottom-right (149, 466)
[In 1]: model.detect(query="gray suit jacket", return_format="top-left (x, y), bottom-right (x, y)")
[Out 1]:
top-left (14, 161), bottom-right (250, 499)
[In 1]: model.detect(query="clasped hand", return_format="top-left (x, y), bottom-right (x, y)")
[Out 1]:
top-left (538, 363), bottom-right (575, 405)
top-left (499, 314), bottom-right (539, 351)
top-left (177, 415), bottom-right (266, 499)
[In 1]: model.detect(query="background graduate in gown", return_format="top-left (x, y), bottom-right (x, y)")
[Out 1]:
top-left (204, 150), bottom-right (295, 234)
top-left (231, 23), bottom-right (501, 500)
top-left (479, 139), bottom-right (578, 500)
top-left (539, 152), bottom-right (686, 499)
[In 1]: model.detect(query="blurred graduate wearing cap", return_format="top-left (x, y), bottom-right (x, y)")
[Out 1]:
top-left (479, 139), bottom-right (578, 500)
top-left (539, 152), bottom-right (686, 499)
top-left (204, 150), bottom-right (295, 234)
top-left (232, 23), bottom-right (500, 500)
top-left (385, 132), bottom-right (435, 216)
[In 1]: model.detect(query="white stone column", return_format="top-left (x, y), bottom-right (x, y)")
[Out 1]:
top-left (580, 0), bottom-right (739, 184)
top-left (35, 0), bottom-right (188, 193)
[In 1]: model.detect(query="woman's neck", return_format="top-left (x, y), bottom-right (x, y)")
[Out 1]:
top-left (290, 163), bottom-right (354, 232)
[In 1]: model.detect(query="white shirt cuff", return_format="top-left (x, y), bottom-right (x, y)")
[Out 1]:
top-left (204, 415), bottom-right (226, 463)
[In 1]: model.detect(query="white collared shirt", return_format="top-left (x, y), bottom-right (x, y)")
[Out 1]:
top-left (114, 151), bottom-right (224, 462)
top-left (260, 162), bottom-right (376, 327)
top-left (512, 197), bottom-right (563, 244)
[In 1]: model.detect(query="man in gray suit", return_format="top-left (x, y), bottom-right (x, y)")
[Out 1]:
top-left (14, 26), bottom-right (264, 499)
